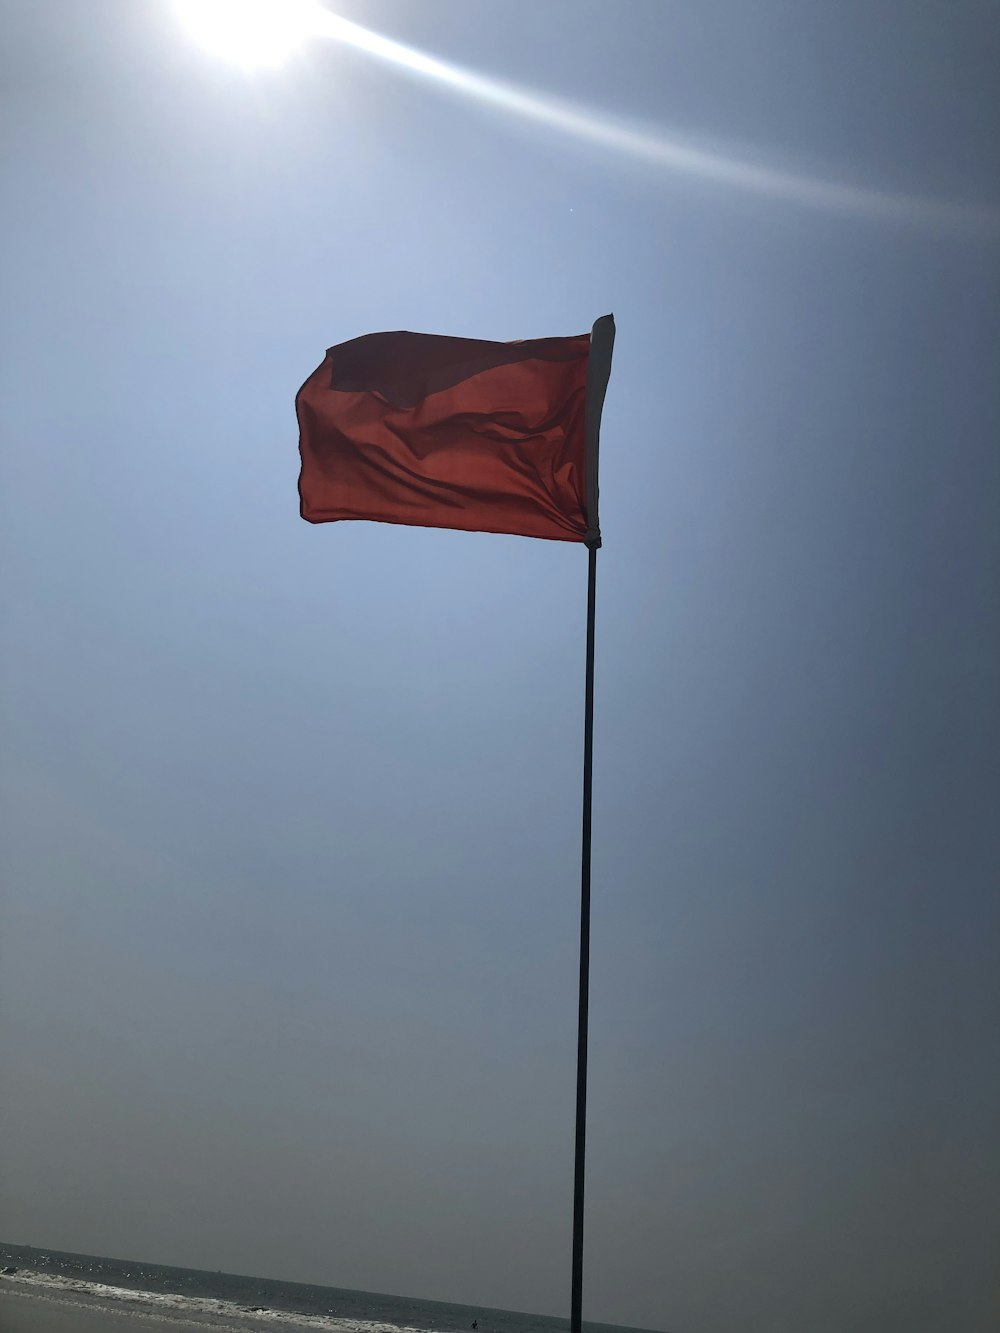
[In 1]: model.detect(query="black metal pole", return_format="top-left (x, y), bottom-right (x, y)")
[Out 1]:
top-left (571, 542), bottom-right (598, 1333)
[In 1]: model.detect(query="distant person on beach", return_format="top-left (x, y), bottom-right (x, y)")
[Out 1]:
top-left (471, 1321), bottom-right (478, 1329)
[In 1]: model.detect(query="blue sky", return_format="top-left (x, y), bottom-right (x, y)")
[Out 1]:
top-left (1, 3), bottom-right (998, 1331)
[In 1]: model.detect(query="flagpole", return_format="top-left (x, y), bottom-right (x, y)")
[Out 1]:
top-left (570, 541), bottom-right (597, 1333)
top-left (570, 314), bottom-right (613, 1333)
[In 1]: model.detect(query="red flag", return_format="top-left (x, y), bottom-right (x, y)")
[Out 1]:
top-left (297, 317), bottom-right (614, 546)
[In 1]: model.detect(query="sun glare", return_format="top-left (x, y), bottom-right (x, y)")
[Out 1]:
top-left (172, 1), bottom-right (1000, 236)
top-left (175, 0), bottom-right (325, 69)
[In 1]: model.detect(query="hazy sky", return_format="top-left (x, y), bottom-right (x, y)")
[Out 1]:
top-left (1, 3), bottom-right (998, 1331)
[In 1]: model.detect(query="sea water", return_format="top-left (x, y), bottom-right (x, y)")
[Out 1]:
top-left (0, 1245), bottom-right (665, 1333)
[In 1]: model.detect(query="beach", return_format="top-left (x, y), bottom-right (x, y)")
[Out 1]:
top-left (0, 1276), bottom-right (330, 1333)
top-left (0, 1250), bottom-right (661, 1333)
top-left (0, 1286), bottom-right (197, 1333)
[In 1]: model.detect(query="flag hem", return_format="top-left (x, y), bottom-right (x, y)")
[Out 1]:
top-left (584, 315), bottom-right (615, 550)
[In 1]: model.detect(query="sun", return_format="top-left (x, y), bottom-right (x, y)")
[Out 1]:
top-left (175, 0), bottom-right (326, 70)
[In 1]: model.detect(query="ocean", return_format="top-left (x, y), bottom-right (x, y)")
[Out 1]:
top-left (0, 1245), bottom-right (665, 1333)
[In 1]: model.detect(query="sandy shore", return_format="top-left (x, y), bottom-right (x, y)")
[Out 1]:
top-left (0, 1286), bottom-right (180, 1332)
top-left (0, 1282), bottom-right (284, 1333)
top-left (0, 1290), bottom-right (161, 1333)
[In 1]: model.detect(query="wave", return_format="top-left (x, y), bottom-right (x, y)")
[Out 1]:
top-left (2, 1269), bottom-right (437, 1331)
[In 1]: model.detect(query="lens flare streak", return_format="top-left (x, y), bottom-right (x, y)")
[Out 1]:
top-left (314, 10), bottom-right (999, 237)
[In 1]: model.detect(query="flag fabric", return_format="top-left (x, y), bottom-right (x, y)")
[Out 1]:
top-left (297, 316), bottom-right (614, 547)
